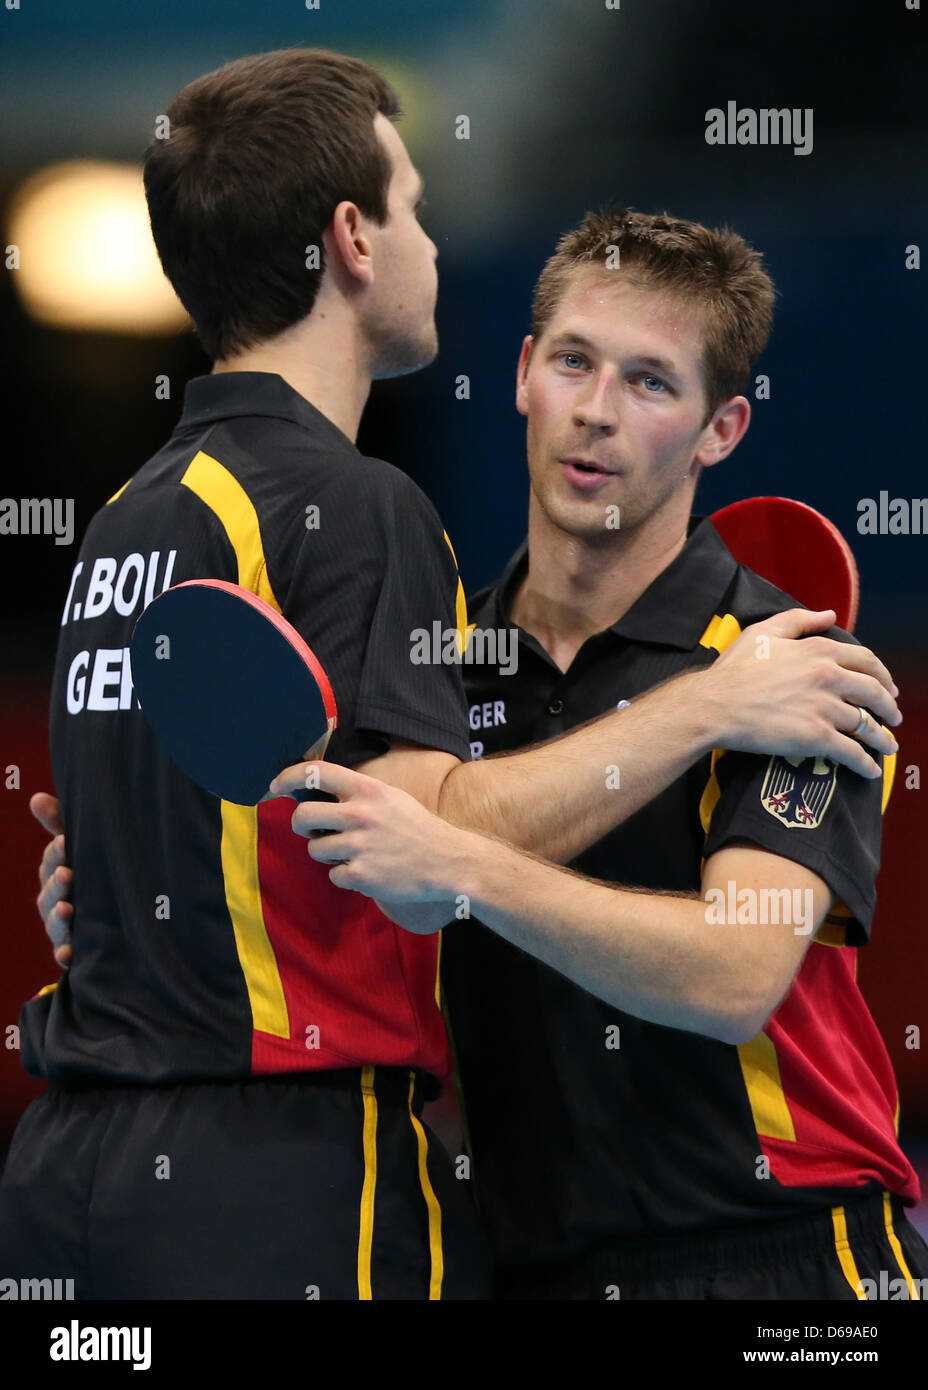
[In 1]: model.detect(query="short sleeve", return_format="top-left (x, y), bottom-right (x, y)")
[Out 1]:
top-left (702, 747), bottom-right (888, 945)
top-left (278, 463), bottom-right (471, 768)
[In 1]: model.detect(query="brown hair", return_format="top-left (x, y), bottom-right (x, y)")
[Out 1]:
top-left (531, 206), bottom-right (776, 425)
top-left (143, 48), bottom-right (401, 360)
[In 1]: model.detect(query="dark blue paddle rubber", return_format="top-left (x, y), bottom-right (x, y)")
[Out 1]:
top-left (131, 584), bottom-right (333, 806)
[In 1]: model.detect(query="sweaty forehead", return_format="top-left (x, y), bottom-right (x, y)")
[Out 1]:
top-left (558, 267), bottom-right (695, 327)
top-left (549, 268), bottom-right (706, 360)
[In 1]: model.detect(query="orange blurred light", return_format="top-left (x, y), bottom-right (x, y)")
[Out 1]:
top-left (6, 160), bottom-right (189, 335)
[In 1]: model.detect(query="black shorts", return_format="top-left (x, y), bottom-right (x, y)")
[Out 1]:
top-left (495, 1189), bottom-right (928, 1300)
top-left (0, 1066), bottom-right (491, 1300)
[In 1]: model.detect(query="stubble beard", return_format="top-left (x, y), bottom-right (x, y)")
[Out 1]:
top-left (370, 315), bottom-right (439, 381)
top-left (534, 454), bottom-right (694, 547)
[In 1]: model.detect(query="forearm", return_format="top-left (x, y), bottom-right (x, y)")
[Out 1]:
top-left (438, 667), bottom-right (720, 862)
top-left (447, 831), bottom-right (744, 1042)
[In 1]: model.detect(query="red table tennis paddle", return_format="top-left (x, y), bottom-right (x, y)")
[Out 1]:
top-left (130, 579), bottom-right (337, 805)
top-left (711, 497), bottom-right (859, 633)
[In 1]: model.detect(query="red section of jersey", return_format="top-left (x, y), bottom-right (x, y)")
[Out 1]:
top-left (249, 797), bottom-right (451, 1083)
top-left (760, 943), bottom-right (918, 1202)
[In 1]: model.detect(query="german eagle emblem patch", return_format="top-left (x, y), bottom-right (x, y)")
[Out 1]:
top-left (760, 754), bottom-right (837, 830)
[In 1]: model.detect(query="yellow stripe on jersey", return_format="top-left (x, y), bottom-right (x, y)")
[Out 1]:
top-left (698, 611), bottom-right (743, 654)
top-left (698, 613), bottom-right (799, 1143)
top-left (831, 1205), bottom-right (869, 1298)
top-left (883, 1191), bottom-right (920, 1299)
top-left (358, 1066), bottom-right (379, 1300)
top-left (814, 922), bottom-right (849, 947)
top-left (182, 451), bottom-right (279, 603)
top-left (443, 530), bottom-right (475, 656)
top-left (106, 479), bottom-right (131, 505)
top-left (408, 1072), bottom-right (444, 1299)
top-left (698, 747), bottom-right (726, 836)
top-left (736, 1032), bottom-right (797, 1141)
top-left (35, 981), bottom-right (58, 998)
top-left (180, 450), bottom-right (289, 1040)
top-left (881, 747), bottom-right (896, 813)
top-left (816, 901), bottom-right (850, 948)
top-left (696, 613), bottom-right (741, 831)
top-left (219, 803), bottom-right (288, 1037)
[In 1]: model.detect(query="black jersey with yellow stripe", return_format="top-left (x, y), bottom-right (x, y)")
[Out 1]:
top-left (442, 514), bottom-right (916, 1271)
top-left (20, 371), bottom-right (472, 1086)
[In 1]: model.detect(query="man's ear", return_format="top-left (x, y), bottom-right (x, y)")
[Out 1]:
top-left (694, 395), bottom-right (751, 470)
top-left (324, 201), bottom-right (376, 289)
top-left (515, 335), bottom-right (534, 416)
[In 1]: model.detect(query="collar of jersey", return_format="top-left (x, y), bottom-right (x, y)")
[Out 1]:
top-left (493, 515), bottom-right (740, 652)
top-left (178, 371), bottom-right (359, 453)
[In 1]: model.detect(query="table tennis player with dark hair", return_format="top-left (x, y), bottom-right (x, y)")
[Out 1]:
top-left (9, 55), bottom-right (904, 1300)
top-left (270, 207), bottom-right (928, 1301)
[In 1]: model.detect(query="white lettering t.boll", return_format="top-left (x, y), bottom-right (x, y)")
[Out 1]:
top-left (61, 550), bottom-right (177, 626)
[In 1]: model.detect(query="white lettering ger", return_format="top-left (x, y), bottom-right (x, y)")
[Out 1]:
top-left (66, 652), bottom-right (90, 715)
top-left (468, 700), bottom-right (508, 731)
top-left (66, 649), bottom-right (137, 713)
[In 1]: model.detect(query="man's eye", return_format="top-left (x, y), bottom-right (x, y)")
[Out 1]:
top-left (415, 199), bottom-right (428, 218)
top-left (559, 352), bottom-right (586, 369)
top-left (640, 375), bottom-right (668, 392)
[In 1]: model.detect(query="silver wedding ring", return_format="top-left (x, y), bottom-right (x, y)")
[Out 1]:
top-left (852, 706), bottom-right (869, 736)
